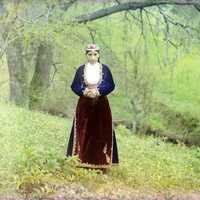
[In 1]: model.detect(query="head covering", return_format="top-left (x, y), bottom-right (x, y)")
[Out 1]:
top-left (85, 43), bottom-right (100, 51)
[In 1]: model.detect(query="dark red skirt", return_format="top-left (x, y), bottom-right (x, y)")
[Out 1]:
top-left (66, 96), bottom-right (119, 168)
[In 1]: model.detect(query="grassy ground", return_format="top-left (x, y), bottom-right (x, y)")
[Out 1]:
top-left (0, 102), bottom-right (200, 199)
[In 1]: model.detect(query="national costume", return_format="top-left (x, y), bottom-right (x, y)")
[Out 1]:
top-left (66, 45), bottom-right (118, 168)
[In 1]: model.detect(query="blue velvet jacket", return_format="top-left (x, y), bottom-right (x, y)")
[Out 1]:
top-left (71, 64), bottom-right (115, 96)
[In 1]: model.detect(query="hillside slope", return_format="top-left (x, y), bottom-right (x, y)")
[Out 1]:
top-left (0, 102), bottom-right (199, 199)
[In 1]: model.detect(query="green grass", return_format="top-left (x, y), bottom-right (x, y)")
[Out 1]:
top-left (0, 102), bottom-right (200, 198)
top-left (0, 101), bottom-right (69, 195)
top-left (147, 52), bottom-right (200, 142)
top-left (154, 53), bottom-right (200, 117)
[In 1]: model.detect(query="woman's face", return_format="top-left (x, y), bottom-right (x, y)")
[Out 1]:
top-left (86, 50), bottom-right (99, 64)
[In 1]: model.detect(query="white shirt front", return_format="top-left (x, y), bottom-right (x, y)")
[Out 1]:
top-left (84, 63), bottom-right (101, 85)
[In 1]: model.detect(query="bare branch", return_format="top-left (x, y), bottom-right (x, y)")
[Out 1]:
top-left (115, 0), bottom-right (145, 33)
top-left (144, 8), bottom-right (199, 44)
top-left (76, 0), bottom-right (200, 23)
top-left (194, 5), bottom-right (200, 11)
top-left (157, 7), bottom-right (199, 33)
top-left (59, 0), bottom-right (79, 11)
top-left (144, 10), bottom-right (163, 69)
top-left (158, 6), bottom-right (169, 33)
top-left (0, 34), bottom-right (19, 59)
top-left (50, 62), bottom-right (60, 85)
top-left (139, 8), bottom-right (144, 36)
top-left (86, 25), bottom-right (96, 43)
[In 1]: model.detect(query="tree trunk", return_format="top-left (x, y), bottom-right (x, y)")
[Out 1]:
top-left (130, 98), bottom-right (140, 133)
top-left (6, 39), bottom-right (30, 107)
top-left (29, 43), bottom-right (53, 110)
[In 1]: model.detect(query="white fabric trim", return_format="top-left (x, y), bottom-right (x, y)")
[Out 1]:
top-left (84, 63), bottom-right (101, 85)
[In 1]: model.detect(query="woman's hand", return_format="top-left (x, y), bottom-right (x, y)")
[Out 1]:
top-left (83, 87), bottom-right (100, 98)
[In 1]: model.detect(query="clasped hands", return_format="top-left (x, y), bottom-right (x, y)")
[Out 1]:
top-left (83, 86), bottom-right (100, 98)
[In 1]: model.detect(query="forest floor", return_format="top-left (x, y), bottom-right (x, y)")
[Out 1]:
top-left (1, 194), bottom-right (200, 200)
top-left (1, 187), bottom-right (200, 200)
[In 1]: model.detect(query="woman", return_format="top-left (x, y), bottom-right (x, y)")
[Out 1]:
top-left (66, 44), bottom-right (119, 169)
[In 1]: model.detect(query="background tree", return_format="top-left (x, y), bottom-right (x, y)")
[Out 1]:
top-left (0, 0), bottom-right (200, 109)
top-left (0, 0), bottom-right (200, 139)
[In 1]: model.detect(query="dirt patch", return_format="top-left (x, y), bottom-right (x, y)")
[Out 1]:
top-left (1, 183), bottom-right (200, 200)
top-left (1, 192), bottom-right (200, 200)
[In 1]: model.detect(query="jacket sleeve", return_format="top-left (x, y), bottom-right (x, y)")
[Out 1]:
top-left (97, 65), bottom-right (115, 96)
top-left (71, 66), bottom-right (85, 96)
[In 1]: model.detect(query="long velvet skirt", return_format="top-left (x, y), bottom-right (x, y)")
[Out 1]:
top-left (66, 96), bottom-right (119, 168)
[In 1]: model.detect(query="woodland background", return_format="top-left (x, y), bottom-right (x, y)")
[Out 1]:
top-left (0, 0), bottom-right (200, 199)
